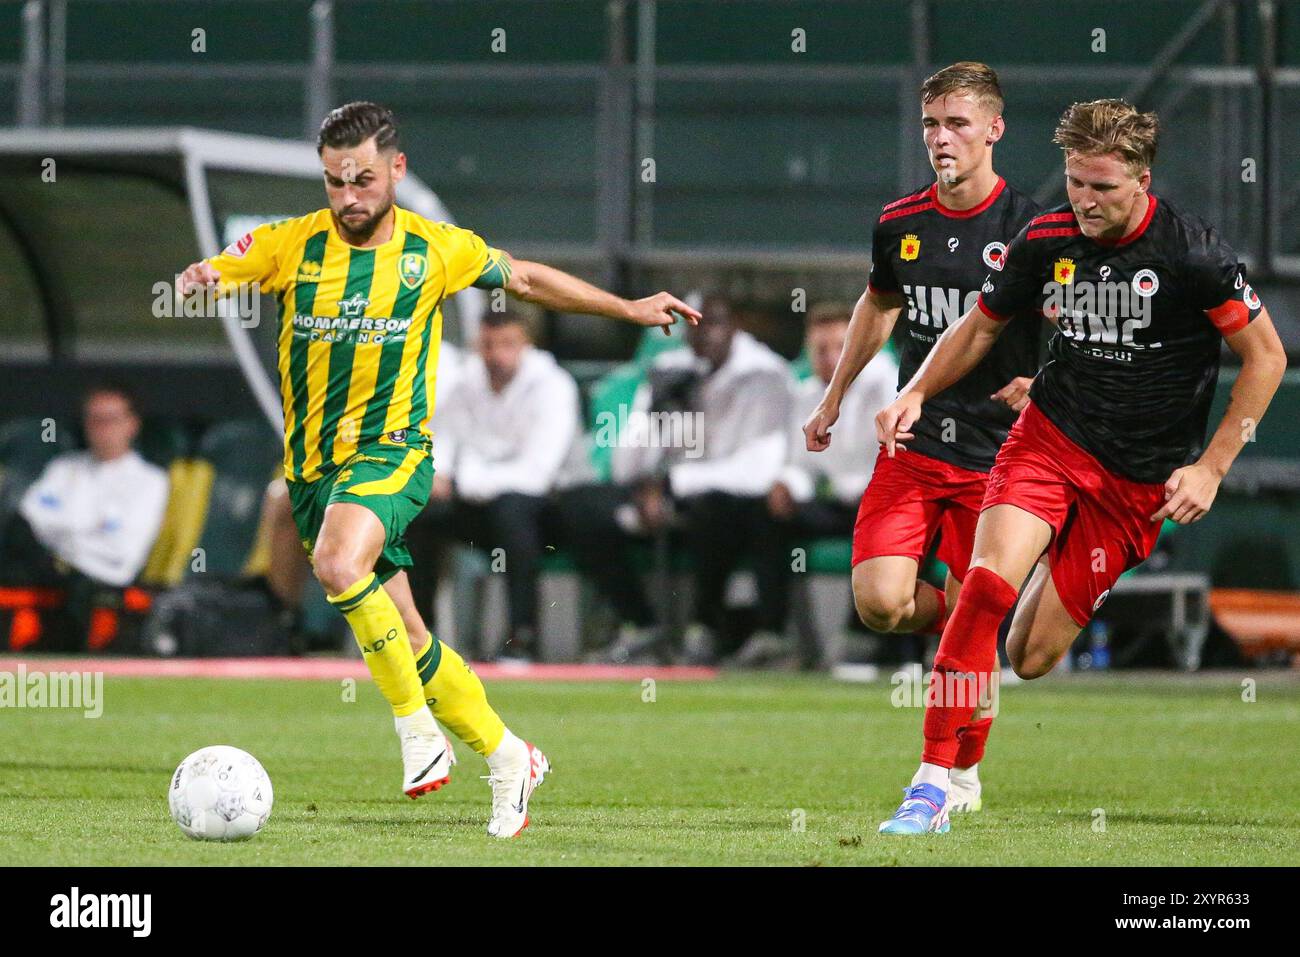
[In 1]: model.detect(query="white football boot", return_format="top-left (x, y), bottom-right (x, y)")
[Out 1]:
top-left (395, 709), bottom-right (454, 799)
top-left (484, 737), bottom-right (551, 838)
top-left (947, 763), bottom-right (983, 813)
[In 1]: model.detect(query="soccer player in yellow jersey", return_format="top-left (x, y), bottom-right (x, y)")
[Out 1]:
top-left (178, 102), bottom-right (701, 837)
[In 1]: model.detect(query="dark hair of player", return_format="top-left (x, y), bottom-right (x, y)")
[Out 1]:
top-left (920, 61), bottom-right (1004, 116)
top-left (806, 301), bottom-right (853, 329)
top-left (317, 101), bottom-right (400, 154)
top-left (1053, 99), bottom-right (1159, 175)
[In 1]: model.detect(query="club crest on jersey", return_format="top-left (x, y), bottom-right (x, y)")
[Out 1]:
top-left (223, 232), bottom-right (255, 258)
top-left (337, 293), bottom-right (370, 318)
top-left (983, 242), bottom-right (1007, 271)
top-left (296, 261), bottom-right (322, 284)
top-left (1132, 269), bottom-right (1160, 297)
top-left (399, 253), bottom-right (428, 290)
top-left (1053, 258), bottom-right (1076, 285)
top-left (1243, 284), bottom-right (1260, 310)
top-left (900, 234), bottom-right (921, 261)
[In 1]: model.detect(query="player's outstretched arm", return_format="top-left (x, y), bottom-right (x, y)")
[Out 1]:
top-left (1152, 308), bottom-right (1288, 525)
top-left (875, 302), bottom-right (1005, 457)
top-left (803, 287), bottom-right (903, 452)
top-left (501, 254), bottom-right (701, 335)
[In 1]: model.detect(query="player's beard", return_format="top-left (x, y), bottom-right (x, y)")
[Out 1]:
top-left (334, 189), bottom-right (395, 243)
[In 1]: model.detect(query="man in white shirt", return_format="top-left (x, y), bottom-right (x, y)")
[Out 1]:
top-left (750, 303), bottom-right (898, 667)
top-left (563, 295), bottom-right (795, 664)
top-left (406, 310), bottom-right (581, 662)
top-left (15, 384), bottom-right (169, 588)
top-left (2, 382), bottom-right (168, 648)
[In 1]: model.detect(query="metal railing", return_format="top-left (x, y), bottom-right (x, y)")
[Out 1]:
top-left (10, 0), bottom-right (1297, 282)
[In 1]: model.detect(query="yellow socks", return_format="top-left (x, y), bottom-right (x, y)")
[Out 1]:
top-left (325, 572), bottom-right (506, 756)
top-left (328, 573), bottom-right (426, 718)
top-left (415, 634), bottom-right (506, 756)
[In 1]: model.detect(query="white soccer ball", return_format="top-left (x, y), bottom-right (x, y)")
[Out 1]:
top-left (168, 746), bottom-right (273, 841)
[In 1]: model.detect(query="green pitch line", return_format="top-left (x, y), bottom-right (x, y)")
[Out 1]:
top-left (0, 673), bottom-right (1296, 866)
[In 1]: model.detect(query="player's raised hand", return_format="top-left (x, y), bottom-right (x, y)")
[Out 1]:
top-left (1150, 462), bottom-right (1220, 524)
top-left (628, 292), bottom-right (703, 337)
top-left (803, 398), bottom-right (840, 452)
top-left (875, 391), bottom-right (922, 458)
top-left (991, 376), bottom-right (1034, 412)
top-left (178, 260), bottom-right (221, 295)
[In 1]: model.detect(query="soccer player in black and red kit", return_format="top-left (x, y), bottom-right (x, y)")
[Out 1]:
top-left (804, 62), bottom-right (1045, 826)
top-left (875, 99), bottom-right (1287, 834)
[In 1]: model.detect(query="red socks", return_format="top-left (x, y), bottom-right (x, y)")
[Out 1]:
top-left (955, 716), bottom-right (993, 768)
top-left (921, 582), bottom-right (948, 637)
top-left (922, 566), bottom-right (1018, 769)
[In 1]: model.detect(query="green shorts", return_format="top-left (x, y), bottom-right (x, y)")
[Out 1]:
top-left (287, 443), bottom-right (433, 585)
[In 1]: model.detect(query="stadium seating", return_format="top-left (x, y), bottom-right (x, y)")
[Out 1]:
top-left (0, 416), bottom-right (284, 652)
top-left (0, 417), bottom-right (72, 554)
top-left (4, 0), bottom-right (1292, 260)
top-left (190, 421), bottom-right (281, 580)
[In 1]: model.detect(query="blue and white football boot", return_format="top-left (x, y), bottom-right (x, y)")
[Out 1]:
top-left (878, 782), bottom-right (951, 835)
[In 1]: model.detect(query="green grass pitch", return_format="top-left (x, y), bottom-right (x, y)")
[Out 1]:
top-left (2, 672), bottom-right (1296, 866)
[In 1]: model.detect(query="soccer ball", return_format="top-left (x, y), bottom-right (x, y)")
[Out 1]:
top-left (168, 746), bottom-right (273, 841)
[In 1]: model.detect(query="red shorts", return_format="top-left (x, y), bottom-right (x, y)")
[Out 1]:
top-left (852, 447), bottom-right (988, 582)
top-left (983, 402), bottom-right (1167, 626)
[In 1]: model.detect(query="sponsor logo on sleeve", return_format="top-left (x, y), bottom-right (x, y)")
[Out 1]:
top-left (223, 232), bottom-right (255, 258)
top-left (1243, 284), bottom-right (1261, 310)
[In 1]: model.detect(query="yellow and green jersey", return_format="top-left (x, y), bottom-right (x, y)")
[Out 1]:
top-left (207, 206), bottom-right (509, 483)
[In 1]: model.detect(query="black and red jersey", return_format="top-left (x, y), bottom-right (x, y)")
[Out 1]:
top-left (869, 177), bottom-right (1043, 472)
top-left (978, 194), bottom-right (1264, 484)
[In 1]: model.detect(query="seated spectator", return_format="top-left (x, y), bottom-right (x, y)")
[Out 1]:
top-left (406, 310), bottom-right (581, 663)
top-left (561, 295), bottom-right (794, 664)
top-left (754, 302), bottom-right (898, 668)
top-left (2, 382), bottom-right (169, 647)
